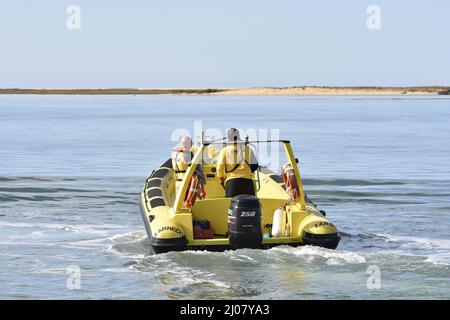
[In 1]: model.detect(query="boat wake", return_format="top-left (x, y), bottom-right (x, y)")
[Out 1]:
top-left (1, 176), bottom-right (449, 299)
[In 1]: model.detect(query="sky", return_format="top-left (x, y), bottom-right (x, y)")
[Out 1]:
top-left (0, 0), bottom-right (449, 88)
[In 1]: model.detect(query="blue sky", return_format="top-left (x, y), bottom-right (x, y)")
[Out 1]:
top-left (0, 0), bottom-right (449, 88)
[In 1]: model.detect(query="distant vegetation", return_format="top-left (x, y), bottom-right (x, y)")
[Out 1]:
top-left (437, 89), bottom-right (450, 95)
top-left (0, 88), bottom-right (225, 95)
top-left (288, 86), bottom-right (450, 94)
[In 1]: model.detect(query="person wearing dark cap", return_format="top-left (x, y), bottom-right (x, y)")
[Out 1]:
top-left (216, 128), bottom-right (258, 197)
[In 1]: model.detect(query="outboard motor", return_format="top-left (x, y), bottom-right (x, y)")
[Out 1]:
top-left (228, 195), bottom-right (262, 249)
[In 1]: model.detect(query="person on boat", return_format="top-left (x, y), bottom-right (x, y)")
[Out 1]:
top-left (171, 136), bottom-right (205, 182)
top-left (171, 136), bottom-right (194, 172)
top-left (216, 128), bottom-right (258, 197)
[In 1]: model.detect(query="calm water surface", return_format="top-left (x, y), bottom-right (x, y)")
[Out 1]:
top-left (0, 95), bottom-right (449, 299)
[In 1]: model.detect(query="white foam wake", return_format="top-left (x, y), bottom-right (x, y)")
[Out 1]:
top-left (269, 245), bottom-right (367, 265)
top-left (377, 233), bottom-right (450, 265)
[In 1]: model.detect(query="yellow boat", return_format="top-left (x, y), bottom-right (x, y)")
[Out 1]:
top-left (139, 138), bottom-right (340, 253)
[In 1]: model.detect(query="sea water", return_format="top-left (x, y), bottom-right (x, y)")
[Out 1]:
top-left (0, 95), bottom-right (449, 299)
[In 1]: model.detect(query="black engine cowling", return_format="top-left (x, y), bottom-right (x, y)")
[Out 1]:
top-left (227, 195), bottom-right (262, 249)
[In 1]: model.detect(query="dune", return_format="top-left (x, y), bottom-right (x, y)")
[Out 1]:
top-left (210, 86), bottom-right (450, 96)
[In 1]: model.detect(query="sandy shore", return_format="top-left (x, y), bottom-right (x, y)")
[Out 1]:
top-left (211, 86), bottom-right (450, 96)
top-left (0, 86), bottom-right (449, 95)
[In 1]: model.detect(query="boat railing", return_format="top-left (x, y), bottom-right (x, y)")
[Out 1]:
top-left (173, 139), bottom-right (306, 213)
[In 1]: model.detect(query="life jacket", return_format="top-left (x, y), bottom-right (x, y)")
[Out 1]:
top-left (184, 172), bottom-right (206, 208)
top-left (171, 146), bottom-right (193, 172)
top-left (281, 163), bottom-right (300, 201)
top-left (217, 144), bottom-right (253, 181)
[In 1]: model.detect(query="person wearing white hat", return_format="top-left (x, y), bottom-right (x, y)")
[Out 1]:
top-left (171, 136), bottom-right (194, 172)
